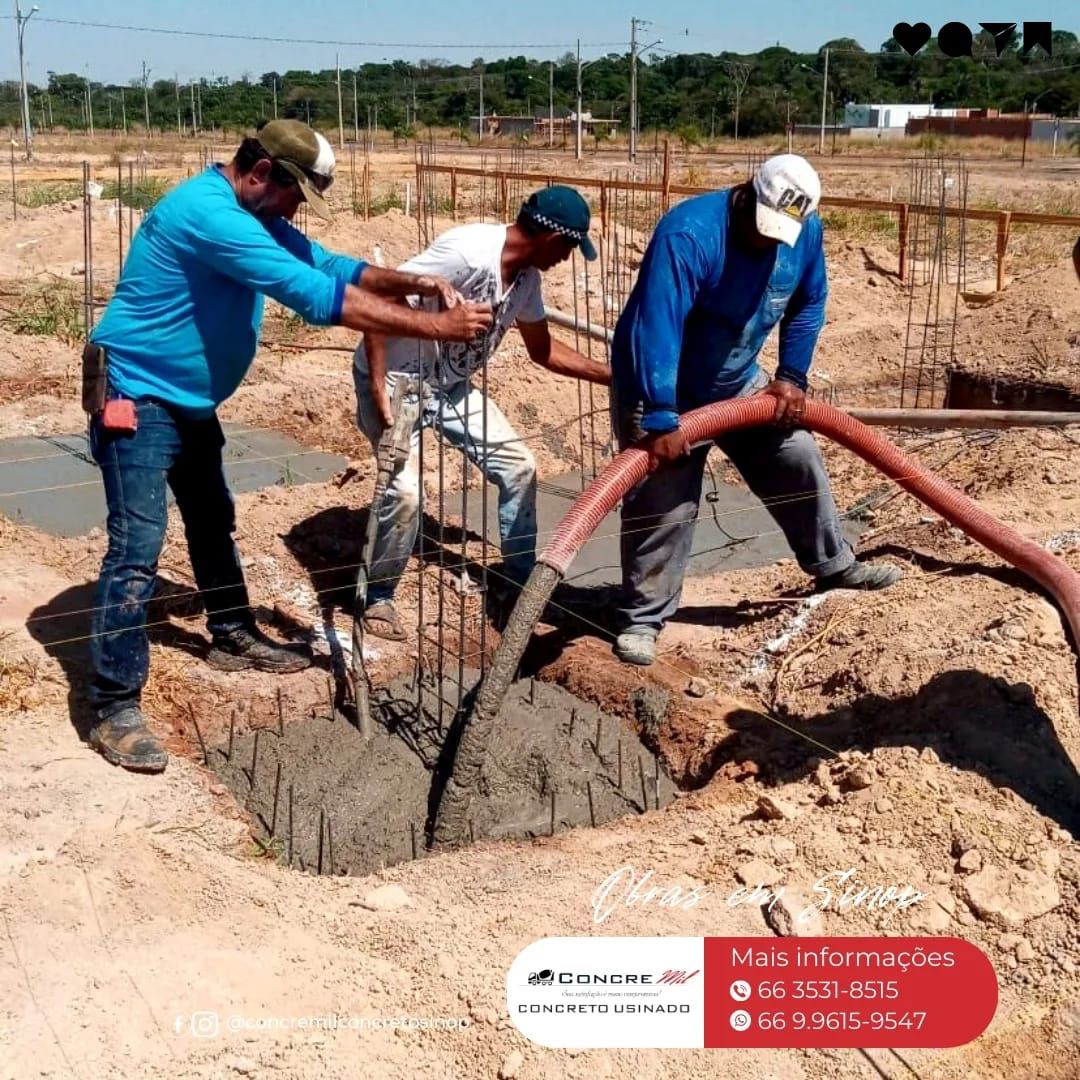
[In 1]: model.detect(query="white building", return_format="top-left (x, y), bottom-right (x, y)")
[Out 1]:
top-left (844, 103), bottom-right (961, 129)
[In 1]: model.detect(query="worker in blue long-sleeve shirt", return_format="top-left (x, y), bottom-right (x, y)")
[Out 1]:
top-left (84, 119), bottom-right (493, 772)
top-left (611, 155), bottom-right (900, 667)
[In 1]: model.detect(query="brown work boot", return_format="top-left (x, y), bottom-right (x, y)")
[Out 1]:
top-left (89, 707), bottom-right (168, 773)
top-left (206, 625), bottom-right (311, 673)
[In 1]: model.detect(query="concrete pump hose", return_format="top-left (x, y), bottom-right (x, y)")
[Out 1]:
top-left (540, 397), bottom-right (1080, 648)
top-left (430, 397), bottom-right (1080, 849)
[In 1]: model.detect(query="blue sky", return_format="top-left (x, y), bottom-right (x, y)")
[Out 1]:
top-left (3, 1), bottom-right (1076, 85)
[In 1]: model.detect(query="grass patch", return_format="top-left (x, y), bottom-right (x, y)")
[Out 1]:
top-left (368, 188), bottom-right (405, 215)
top-left (101, 177), bottom-right (170, 211)
top-left (2, 281), bottom-right (84, 344)
top-left (820, 209), bottom-right (898, 242)
top-left (17, 182), bottom-right (83, 208)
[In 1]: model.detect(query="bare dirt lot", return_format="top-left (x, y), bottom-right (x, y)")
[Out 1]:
top-left (1, 139), bottom-right (1078, 1079)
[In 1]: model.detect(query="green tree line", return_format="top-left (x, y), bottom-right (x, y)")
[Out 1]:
top-left (0, 28), bottom-right (1077, 140)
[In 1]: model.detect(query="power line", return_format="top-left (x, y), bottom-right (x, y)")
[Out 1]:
top-left (5, 15), bottom-right (625, 51)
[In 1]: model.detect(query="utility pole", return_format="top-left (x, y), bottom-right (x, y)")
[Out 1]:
top-left (120, 87), bottom-right (127, 134)
top-left (272, 77), bottom-right (278, 118)
top-left (628, 17), bottom-right (661, 162)
top-left (549, 61), bottom-right (554, 148)
top-left (575, 39), bottom-right (584, 160)
top-left (336, 53), bottom-right (344, 148)
top-left (819, 46), bottom-right (829, 156)
top-left (352, 71), bottom-right (359, 141)
top-left (175, 74), bottom-right (182, 136)
top-left (85, 67), bottom-right (94, 138)
top-left (190, 81), bottom-right (197, 137)
top-left (629, 17), bottom-right (638, 161)
top-left (15, 1), bottom-right (38, 160)
top-left (142, 61), bottom-right (151, 133)
top-left (478, 66), bottom-right (484, 142)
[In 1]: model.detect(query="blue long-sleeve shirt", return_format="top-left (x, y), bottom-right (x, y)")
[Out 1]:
top-left (91, 166), bottom-right (367, 417)
top-left (612, 190), bottom-right (828, 433)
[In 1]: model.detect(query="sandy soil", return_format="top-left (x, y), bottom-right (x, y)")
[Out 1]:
top-left (1, 142), bottom-right (1079, 1079)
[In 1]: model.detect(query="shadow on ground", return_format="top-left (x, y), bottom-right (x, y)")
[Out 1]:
top-left (689, 669), bottom-right (1079, 835)
top-left (26, 576), bottom-right (288, 742)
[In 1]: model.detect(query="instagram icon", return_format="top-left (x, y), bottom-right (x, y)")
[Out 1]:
top-left (189, 1012), bottom-right (220, 1039)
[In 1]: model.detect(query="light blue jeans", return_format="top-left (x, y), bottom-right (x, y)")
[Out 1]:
top-left (354, 362), bottom-right (538, 605)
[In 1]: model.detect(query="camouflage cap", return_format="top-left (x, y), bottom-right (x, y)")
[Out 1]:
top-left (255, 119), bottom-right (335, 220)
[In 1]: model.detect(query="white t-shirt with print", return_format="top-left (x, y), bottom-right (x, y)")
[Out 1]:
top-left (353, 223), bottom-right (546, 386)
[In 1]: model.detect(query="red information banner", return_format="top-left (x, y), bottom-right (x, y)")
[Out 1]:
top-left (704, 937), bottom-right (997, 1048)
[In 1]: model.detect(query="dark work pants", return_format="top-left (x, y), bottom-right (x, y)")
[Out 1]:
top-left (613, 369), bottom-right (854, 633)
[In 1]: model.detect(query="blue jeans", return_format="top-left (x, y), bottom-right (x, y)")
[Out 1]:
top-left (89, 400), bottom-right (252, 718)
top-left (354, 363), bottom-right (538, 604)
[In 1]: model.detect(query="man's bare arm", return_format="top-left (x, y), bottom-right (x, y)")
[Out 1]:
top-left (516, 319), bottom-right (611, 385)
top-left (340, 285), bottom-right (489, 341)
top-left (358, 266), bottom-right (461, 310)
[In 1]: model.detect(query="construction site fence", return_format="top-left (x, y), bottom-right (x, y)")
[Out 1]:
top-left (415, 156), bottom-right (1080, 292)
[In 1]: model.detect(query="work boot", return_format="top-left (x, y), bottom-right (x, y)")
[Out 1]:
top-left (613, 627), bottom-right (659, 667)
top-left (89, 706), bottom-right (168, 773)
top-left (206, 625), bottom-right (311, 673)
top-left (815, 561), bottom-right (902, 593)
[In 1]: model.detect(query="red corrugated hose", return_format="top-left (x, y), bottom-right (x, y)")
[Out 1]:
top-left (541, 397), bottom-right (1080, 647)
top-left (431, 398), bottom-right (1080, 849)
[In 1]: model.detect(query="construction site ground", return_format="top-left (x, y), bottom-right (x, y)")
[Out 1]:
top-left (1, 141), bottom-right (1079, 1079)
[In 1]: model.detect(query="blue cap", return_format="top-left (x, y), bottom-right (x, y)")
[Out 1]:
top-left (519, 185), bottom-right (597, 261)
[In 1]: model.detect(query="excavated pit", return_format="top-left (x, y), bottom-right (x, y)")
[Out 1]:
top-left (211, 669), bottom-right (677, 876)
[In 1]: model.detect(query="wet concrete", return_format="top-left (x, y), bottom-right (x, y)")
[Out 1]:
top-left (212, 669), bottom-right (676, 876)
top-left (0, 424), bottom-right (346, 537)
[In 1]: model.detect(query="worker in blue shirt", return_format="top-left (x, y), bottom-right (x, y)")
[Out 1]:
top-left (611, 155), bottom-right (900, 667)
top-left (85, 119), bottom-right (492, 772)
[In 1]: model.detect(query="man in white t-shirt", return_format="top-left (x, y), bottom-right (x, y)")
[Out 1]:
top-left (353, 186), bottom-right (611, 639)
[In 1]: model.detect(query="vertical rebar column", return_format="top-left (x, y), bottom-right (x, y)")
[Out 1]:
top-left (116, 160), bottom-right (123, 270)
top-left (479, 152), bottom-right (487, 223)
top-left (414, 143), bottom-right (423, 250)
top-left (571, 249), bottom-right (587, 490)
top-left (597, 232), bottom-right (618, 462)
top-left (82, 162), bottom-right (90, 333)
top-left (435, 343), bottom-right (447, 728)
top-left (416, 360), bottom-right (427, 726)
top-left (479, 339), bottom-right (489, 676)
top-left (582, 248), bottom-right (599, 480)
top-left (349, 142), bottom-right (357, 217)
top-left (457, 352), bottom-right (471, 709)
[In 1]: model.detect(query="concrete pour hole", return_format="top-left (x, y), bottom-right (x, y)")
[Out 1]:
top-left (210, 670), bottom-right (678, 876)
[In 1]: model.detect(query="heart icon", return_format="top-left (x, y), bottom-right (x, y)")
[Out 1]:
top-left (893, 21), bottom-right (932, 55)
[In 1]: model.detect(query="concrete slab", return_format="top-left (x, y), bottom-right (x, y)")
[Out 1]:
top-left (0, 424), bottom-right (346, 538)
top-left (466, 470), bottom-right (864, 587)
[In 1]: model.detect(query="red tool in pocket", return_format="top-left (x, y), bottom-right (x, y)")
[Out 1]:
top-left (101, 398), bottom-right (138, 433)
